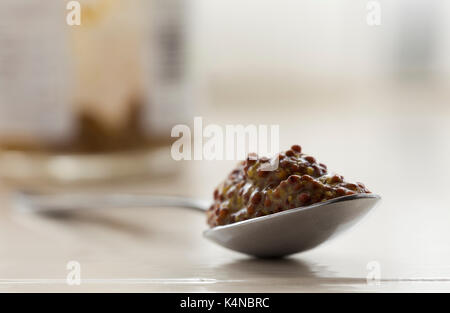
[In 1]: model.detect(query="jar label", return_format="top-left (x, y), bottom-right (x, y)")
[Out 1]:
top-left (0, 0), bottom-right (74, 142)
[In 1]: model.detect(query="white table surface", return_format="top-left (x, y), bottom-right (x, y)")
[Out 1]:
top-left (1, 88), bottom-right (450, 292)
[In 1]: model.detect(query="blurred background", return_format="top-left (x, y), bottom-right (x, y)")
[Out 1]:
top-left (0, 0), bottom-right (450, 291)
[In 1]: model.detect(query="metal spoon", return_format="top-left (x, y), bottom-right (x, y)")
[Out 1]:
top-left (14, 190), bottom-right (380, 258)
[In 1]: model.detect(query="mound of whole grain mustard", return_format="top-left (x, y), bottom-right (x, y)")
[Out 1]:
top-left (207, 145), bottom-right (371, 227)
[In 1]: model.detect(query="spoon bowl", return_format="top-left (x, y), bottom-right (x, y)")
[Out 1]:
top-left (203, 194), bottom-right (380, 258)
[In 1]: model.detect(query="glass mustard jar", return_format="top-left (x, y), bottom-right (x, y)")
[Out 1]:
top-left (0, 0), bottom-right (190, 185)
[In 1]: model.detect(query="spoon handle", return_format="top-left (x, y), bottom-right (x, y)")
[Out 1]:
top-left (14, 190), bottom-right (210, 214)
